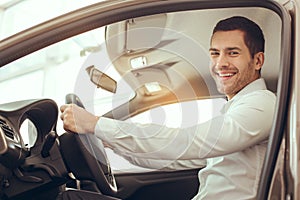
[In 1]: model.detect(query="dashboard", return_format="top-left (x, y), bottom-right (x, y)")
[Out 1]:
top-left (0, 99), bottom-right (69, 199)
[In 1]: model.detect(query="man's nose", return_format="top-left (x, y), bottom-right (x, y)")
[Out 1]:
top-left (216, 54), bottom-right (229, 69)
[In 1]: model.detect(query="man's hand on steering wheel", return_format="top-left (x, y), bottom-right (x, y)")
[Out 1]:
top-left (58, 94), bottom-right (117, 196)
top-left (60, 103), bottom-right (99, 134)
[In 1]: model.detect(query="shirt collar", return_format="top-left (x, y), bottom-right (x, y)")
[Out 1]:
top-left (231, 78), bottom-right (267, 101)
top-left (221, 78), bottom-right (267, 113)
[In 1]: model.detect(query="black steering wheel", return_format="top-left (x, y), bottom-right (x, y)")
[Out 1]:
top-left (59, 93), bottom-right (117, 196)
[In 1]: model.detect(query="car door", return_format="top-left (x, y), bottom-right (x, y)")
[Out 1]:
top-left (0, 0), bottom-right (292, 200)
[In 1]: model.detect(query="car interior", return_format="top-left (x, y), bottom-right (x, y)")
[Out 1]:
top-left (0, 1), bottom-right (290, 199)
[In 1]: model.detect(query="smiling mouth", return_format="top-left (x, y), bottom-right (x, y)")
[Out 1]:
top-left (218, 73), bottom-right (235, 77)
top-left (215, 72), bottom-right (237, 79)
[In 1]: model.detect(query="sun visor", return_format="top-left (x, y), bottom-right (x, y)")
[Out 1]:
top-left (105, 13), bottom-right (167, 59)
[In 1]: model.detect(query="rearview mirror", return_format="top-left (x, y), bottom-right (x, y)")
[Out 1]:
top-left (86, 65), bottom-right (117, 93)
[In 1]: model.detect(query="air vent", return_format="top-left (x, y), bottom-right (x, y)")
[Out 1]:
top-left (0, 119), bottom-right (14, 140)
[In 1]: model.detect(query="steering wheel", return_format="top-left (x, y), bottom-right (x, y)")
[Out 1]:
top-left (59, 93), bottom-right (117, 196)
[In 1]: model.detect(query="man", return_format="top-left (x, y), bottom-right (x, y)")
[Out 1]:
top-left (60, 16), bottom-right (276, 199)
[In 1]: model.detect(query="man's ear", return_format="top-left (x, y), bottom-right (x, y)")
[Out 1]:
top-left (254, 52), bottom-right (264, 70)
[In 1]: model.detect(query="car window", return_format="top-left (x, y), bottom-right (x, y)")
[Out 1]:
top-left (0, 6), bottom-right (282, 173)
top-left (0, 27), bottom-right (108, 103)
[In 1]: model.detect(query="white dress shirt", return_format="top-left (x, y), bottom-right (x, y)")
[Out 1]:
top-left (95, 78), bottom-right (276, 199)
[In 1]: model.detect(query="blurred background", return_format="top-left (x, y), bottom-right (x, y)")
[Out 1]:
top-left (0, 0), bottom-right (105, 40)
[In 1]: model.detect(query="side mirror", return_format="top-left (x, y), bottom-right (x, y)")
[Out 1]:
top-left (86, 65), bottom-right (117, 93)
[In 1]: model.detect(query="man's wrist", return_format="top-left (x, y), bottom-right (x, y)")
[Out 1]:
top-left (91, 116), bottom-right (101, 134)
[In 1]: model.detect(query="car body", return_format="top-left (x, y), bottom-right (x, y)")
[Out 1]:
top-left (0, 0), bottom-right (298, 199)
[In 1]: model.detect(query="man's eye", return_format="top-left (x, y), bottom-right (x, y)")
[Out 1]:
top-left (228, 51), bottom-right (239, 56)
top-left (210, 51), bottom-right (219, 56)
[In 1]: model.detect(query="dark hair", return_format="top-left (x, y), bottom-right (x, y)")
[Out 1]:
top-left (212, 16), bottom-right (265, 57)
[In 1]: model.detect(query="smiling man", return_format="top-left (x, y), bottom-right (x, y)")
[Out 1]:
top-left (60, 16), bottom-right (276, 199)
top-left (209, 17), bottom-right (265, 100)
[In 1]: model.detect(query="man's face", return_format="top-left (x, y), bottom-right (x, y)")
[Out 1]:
top-left (209, 30), bottom-right (263, 100)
